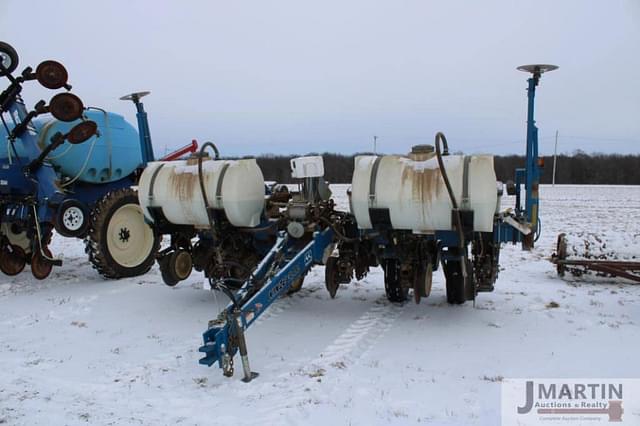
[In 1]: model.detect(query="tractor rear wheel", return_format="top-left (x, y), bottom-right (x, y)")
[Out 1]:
top-left (85, 188), bottom-right (159, 279)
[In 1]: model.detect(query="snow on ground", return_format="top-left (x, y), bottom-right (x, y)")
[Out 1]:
top-left (1, 185), bottom-right (639, 425)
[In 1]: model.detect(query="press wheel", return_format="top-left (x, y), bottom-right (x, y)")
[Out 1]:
top-left (325, 256), bottom-right (339, 298)
top-left (159, 250), bottom-right (193, 287)
top-left (412, 262), bottom-right (433, 304)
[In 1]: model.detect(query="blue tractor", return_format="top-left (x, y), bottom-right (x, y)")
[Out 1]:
top-left (0, 41), bottom-right (195, 279)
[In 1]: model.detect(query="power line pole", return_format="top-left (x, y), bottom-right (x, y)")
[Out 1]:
top-left (552, 130), bottom-right (559, 186)
top-left (373, 135), bottom-right (378, 154)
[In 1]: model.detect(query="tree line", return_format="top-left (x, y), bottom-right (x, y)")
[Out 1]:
top-left (245, 152), bottom-right (640, 185)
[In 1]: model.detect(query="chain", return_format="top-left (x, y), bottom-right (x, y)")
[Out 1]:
top-left (221, 323), bottom-right (239, 377)
top-left (222, 351), bottom-right (234, 377)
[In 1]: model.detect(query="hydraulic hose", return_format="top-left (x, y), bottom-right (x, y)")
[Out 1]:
top-left (434, 132), bottom-right (456, 209)
top-left (209, 277), bottom-right (240, 309)
top-left (197, 141), bottom-right (224, 265)
top-left (434, 132), bottom-right (469, 282)
top-left (318, 216), bottom-right (359, 243)
top-left (197, 141), bottom-right (221, 229)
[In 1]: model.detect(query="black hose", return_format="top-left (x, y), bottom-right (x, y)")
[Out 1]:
top-left (210, 277), bottom-right (240, 309)
top-left (197, 141), bottom-right (224, 264)
top-left (203, 141), bottom-right (220, 159)
top-left (434, 132), bottom-right (457, 210)
top-left (534, 217), bottom-right (541, 242)
top-left (197, 141), bottom-right (220, 230)
top-left (318, 216), bottom-right (359, 243)
top-left (434, 132), bottom-right (468, 280)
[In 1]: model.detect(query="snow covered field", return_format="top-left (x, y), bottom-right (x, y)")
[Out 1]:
top-left (1, 185), bottom-right (639, 425)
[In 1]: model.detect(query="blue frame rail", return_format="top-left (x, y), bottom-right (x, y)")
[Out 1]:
top-left (198, 227), bottom-right (334, 380)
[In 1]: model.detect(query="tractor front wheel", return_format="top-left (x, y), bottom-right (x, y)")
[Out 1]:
top-left (85, 188), bottom-right (159, 279)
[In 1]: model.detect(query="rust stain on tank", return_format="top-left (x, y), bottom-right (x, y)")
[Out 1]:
top-left (168, 171), bottom-right (200, 202)
top-left (401, 164), bottom-right (443, 202)
top-left (167, 169), bottom-right (213, 225)
top-left (399, 162), bottom-right (444, 232)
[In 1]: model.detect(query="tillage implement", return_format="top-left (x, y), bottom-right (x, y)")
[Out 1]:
top-left (0, 42), bottom-right (196, 279)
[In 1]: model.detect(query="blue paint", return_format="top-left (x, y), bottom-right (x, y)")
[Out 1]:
top-left (524, 76), bottom-right (540, 231)
top-left (496, 68), bottom-right (551, 246)
top-left (134, 100), bottom-right (155, 164)
top-left (36, 110), bottom-right (143, 184)
top-left (0, 100), bottom-right (64, 224)
top-left (199, 227), bottom-right (334, 369)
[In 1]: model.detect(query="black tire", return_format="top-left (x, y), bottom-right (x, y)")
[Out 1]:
top-left (383, 259), bottom-right (408, 303)
top-left (443, 258), bottom-right (475, 304)
top-left (324, 256), bottom-right (339, 298)
top-left (159, 249), bottom-right (192, 287)
top-left (443, 260), bottom-right (466, 305)
top-left (54, 199), bottom-right (90, 238)
top-left (158, 249), bottom-right (193, 287)
top-left (85, 188), bottom-right (160, 279)
top-left (464, 258), bottom-right (476, 302)
top-left (159, 253), bottom-right (179, 287)
top-left (172, 250), bottom-right (193, 281)
top-left (0, 42), bottom-right (19, 76)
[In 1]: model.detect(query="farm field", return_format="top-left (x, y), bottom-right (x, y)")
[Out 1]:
top-left (1, 184), bottom-right (639, 425)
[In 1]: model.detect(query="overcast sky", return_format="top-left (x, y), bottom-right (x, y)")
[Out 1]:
top-left (1, 0), bottom-right (638, 156)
